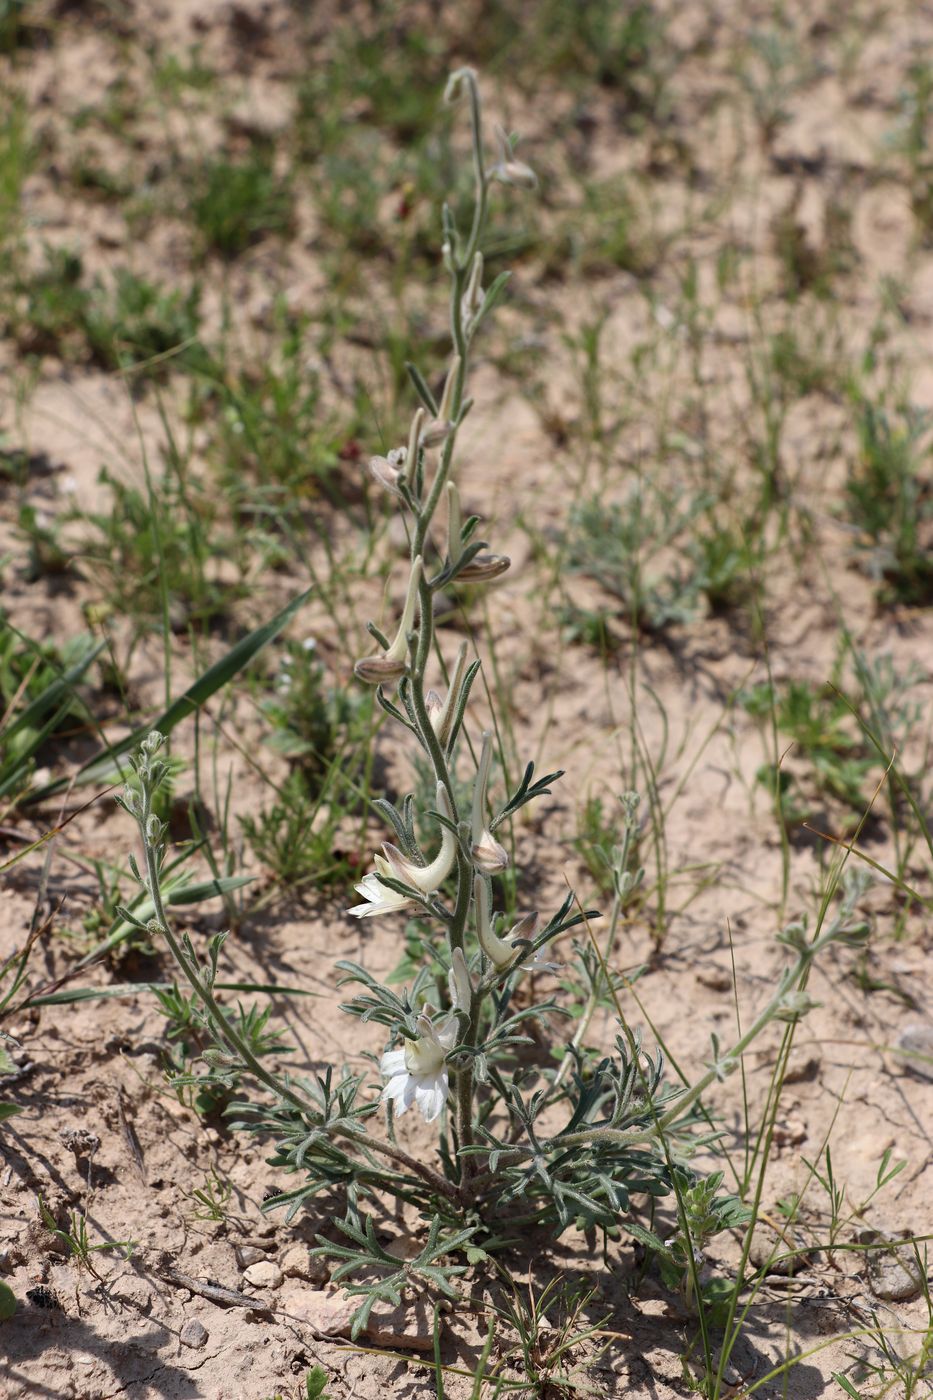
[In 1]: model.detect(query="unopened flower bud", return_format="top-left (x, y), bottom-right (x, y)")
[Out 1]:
top-left (506, 911), bottom-right (539, 943)
top-left (369, 447), bottom-right (407, 497)
top-left (471, 730), bottom-right (509, 874)
top-left (420, 419), bottom-right (453, 449)
top-left (456, 552), bottom-right (511, 582)
top-left (354, 557), bottom-right (423, 686)
top-left (488, 123), bottom-right (537, 190)
top-left (425, 689), bottom-right (444, 722)
top-left (444, 67), bottom-right (476, 107)
top-left (448, 947), bottom-right (473, 1015)
top-left (472, 830), bottom-right (510, 875)
top-left (427, 643), bottom-right (469, 748)
top-left (461, 252), bottom-right (484, 337)
top-left (421, 358), bottom-right (460, 448)
top-left (353, 653), bottom-right (409, 684)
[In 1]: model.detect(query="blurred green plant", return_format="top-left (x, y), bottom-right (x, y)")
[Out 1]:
top-left (79, 462), bottom-right (235, 630)
top-left (0, 622), bottom-right (102, 805)
top-left (565, 487), bottom-right (712, 633)
top-left (12, 249), bottom-right (205, 376)
top-left (191, 148), bottom-right (293, 258)
top-left (844, 395), bottom-right (933, 606)
top-left (741, 676), bottom-right (878, 826)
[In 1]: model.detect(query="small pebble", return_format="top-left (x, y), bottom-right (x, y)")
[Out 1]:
top-left (749, 1226), bottom-right (814, 1276)
top-left (236, 1245), bottom-right (266, 1267)
top-left (858, 1229), bottom-right (925, 1302)
top-left (772, 1117), bottom-right (807, 1148)
top-left (243, 1260), bottom-right (283, 1289)
top-left (180, 1318), bottom-right (209, 1349)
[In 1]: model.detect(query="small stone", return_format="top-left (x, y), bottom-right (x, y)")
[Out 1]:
top-left (772, 1117), bottom-right (807, 1148)
top-left (894, 1024), bottom-right (933, 1082)
top-left (749, 1225), bottom-right (814, 1276)
top-left (114, 1277), bottom-right (156, 1313)
top-left (859, 1229), bottom-right (925, 1302)
top-left (236, 1245), bottom-right (266, 1267)
top-left (180, 1318), bottom-right (209, 1349)
top-left (243, 1260), bottom-right (283, 1289)
top-left (383, 1233), bottom-right (422, 1262)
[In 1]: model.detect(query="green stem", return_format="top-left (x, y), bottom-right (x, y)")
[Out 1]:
top-left (398, 81), bottom-right (493, 1188)
top-left (137, 793), bottom-right (460, 1203)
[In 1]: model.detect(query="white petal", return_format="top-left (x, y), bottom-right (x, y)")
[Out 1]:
top-left (380, 1049), bottom-right (407, 1077)
top-left (435, 1014), bottom-right (459, 1051)
top-left (412, 1070), bottom-right (448, 1123)
top-left (381, 1072), bottom-right (416, 1117)
top-left (347, 873), bottom-right (412, 918)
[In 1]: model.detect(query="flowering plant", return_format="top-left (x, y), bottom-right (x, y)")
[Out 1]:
top-left (116, 72), bottom-right (868, 1336)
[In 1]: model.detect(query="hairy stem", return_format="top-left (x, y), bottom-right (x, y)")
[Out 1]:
top-left (135, 779), bottom-right (460, 1204)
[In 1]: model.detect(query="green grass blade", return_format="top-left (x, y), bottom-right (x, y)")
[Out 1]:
top-left (74, 874), bottom-right (255, 968)
top-left (30, 981), bottom-right (322, 1006)
top-left (28, 587), bottom-right (312, 801)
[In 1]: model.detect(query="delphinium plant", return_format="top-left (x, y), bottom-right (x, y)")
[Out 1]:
top-left (116, 71), bottom-right (869, 1336)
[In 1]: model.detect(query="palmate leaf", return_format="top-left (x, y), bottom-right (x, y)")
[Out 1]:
top-left (313, 1213), bottom-right (477, 1341)
top-left (335, 960), bottom-right (433, 1034)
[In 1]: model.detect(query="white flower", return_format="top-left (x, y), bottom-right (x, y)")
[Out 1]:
top-left (347, 867), bottom-right (414, 919)
top-left (380, 1011), bottom-right (458, 1122)
top-left (347, 785), bottom-right (457, 919)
